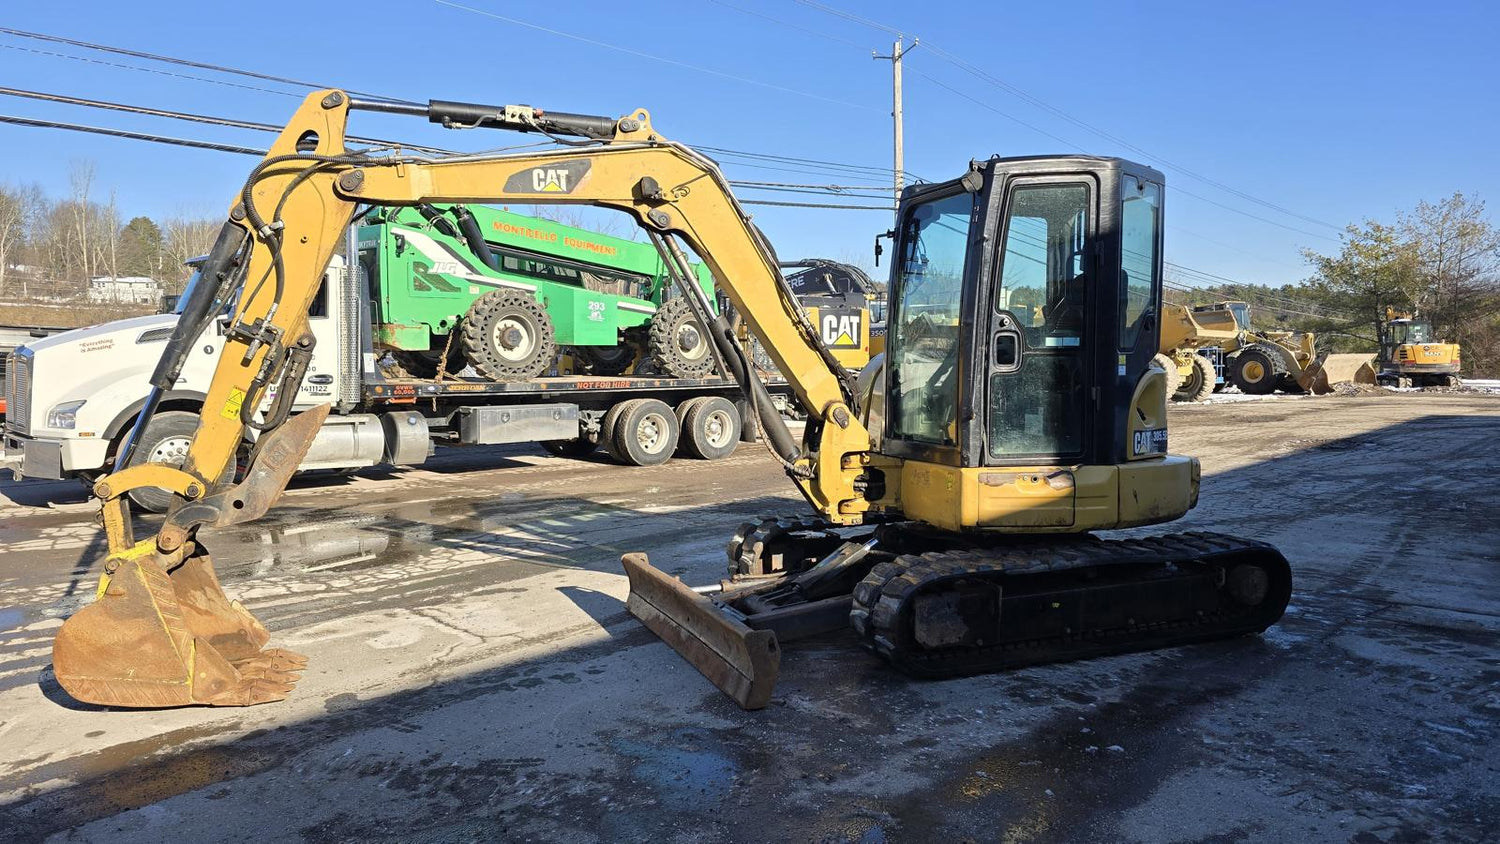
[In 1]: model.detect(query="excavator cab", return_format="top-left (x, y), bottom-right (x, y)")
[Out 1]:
top-left (882, 156), bottom-right (1188, 532)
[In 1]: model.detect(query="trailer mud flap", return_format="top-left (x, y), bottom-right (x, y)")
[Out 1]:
top-left (621, 552), bottom-right (779, 710)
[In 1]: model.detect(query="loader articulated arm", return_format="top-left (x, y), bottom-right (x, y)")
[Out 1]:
top-left (54, 89), bottom-right (876, 709)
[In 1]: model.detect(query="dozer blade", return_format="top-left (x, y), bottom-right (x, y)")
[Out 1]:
top-left (622, 553), bottom-right (780, 710)
top-left (1297, 353), bottom-right (1377, 394)
top-left (53, 544), bottom-right (306, 708)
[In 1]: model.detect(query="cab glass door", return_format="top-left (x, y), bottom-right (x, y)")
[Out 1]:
top-left (987, 182), bottom-right (1093, 462)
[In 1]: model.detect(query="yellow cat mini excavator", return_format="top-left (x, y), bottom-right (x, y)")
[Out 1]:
top-left (51, 91), bottom-right (1291, 710)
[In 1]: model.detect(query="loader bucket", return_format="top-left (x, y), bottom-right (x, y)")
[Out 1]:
top-left (52, 544), bottom-right (306, 707)
top-left (1297, 353), bottom-right (1377, 394)
top-left (622, 553), bottom-right (780, 710)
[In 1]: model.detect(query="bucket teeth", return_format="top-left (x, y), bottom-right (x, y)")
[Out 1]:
top-left (52, 545), bottom-right (304, 708)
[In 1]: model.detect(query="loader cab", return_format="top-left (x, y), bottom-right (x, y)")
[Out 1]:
top-left (884, 156), bottom-right (1165, 471)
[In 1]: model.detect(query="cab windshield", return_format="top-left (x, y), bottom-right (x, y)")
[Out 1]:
top-left (1394, 321), bottom-right (1431, 344)
top-left (888, 191), bottom-right (972, 444)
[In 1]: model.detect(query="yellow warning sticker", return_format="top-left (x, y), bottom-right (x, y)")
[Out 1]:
top-left (221, 388), bottom-right (246, 421)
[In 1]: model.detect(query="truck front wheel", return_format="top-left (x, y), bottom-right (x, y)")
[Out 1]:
top-left (121, 411), bottom-right (212, 514)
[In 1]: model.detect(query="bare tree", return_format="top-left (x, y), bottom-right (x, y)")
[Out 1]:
top-left (68, 161), bottom-right (95, 283)
top-left (99, 189), bottom-right (121, 282)
top-left (0, 183), bottom-right (38, 299)
top-left (162, 214), bottom-right (222, 291)
top-left (1401, 192), bottom-right (1500, 340)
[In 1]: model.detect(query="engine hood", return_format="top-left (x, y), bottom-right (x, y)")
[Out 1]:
top-left (18, 313), bottom-right (179, 355)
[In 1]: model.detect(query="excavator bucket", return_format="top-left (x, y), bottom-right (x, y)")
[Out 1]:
top-left (51, 405), bottom-right (329, 708)
top-left (1297, 353), bottom-right (1377, 394)
top-left (622, 553), bottom-right (780, 710)
top-left (52, 544), bottom-right (306, 707)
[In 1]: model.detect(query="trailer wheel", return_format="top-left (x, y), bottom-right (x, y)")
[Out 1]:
top-left (679, 396), bottom-right (740, 460)
top-left (461, 289), bottom-right (557, 381)
top-left (1173, 354), bottom-right (1217, 403)
top-left (540, 437), bottom-right (599, 458)
top-left (1229, 346), bottom-right (1283, 395)
top-left (607, 398), bottom-right (679, 466)
top-left (122, 411), bottom-right (224, 514)
top-left (1151, 353), bottom-right (1181, 397)
top-left (574, 344), bottom-right (635, 376)
top-left (649, 297), bottom-right (715, 379)
top-left (599, 400), bottom-right (634, 451)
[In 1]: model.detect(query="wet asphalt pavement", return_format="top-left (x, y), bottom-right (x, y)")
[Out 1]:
top-left (0, 392), bottom-right (1496, 843)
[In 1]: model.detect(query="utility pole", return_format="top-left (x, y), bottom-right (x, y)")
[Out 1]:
top-left (874, 37), bottom-right (918, 206)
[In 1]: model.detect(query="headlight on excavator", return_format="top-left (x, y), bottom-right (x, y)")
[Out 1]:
top-left (47, 399), bottom-right (86, 429)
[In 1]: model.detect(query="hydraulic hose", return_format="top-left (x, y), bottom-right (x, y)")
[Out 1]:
top-left (114, 222), bottom-right (249, 472)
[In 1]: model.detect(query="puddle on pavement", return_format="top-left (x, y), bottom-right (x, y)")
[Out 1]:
top-left (611, 728), bottom-right (738, 813)
top-left (0, 607), bottom-right (23, 633)
top-left (205, 493), bottom-right (648, 578)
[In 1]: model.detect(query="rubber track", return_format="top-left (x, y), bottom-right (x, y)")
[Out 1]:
top-left (849, 531), bottom-right (1292, 678)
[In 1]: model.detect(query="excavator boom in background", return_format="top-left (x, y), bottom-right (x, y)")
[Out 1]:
top-left (50, 90), bottom-right (1291, 711)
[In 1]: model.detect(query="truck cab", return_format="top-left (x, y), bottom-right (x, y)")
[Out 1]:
top-left (2, 257), bottom-right (350, 493)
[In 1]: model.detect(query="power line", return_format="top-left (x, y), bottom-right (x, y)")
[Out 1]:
top-left (796, 2), bottom-right (1347, 240)
top-left (700, 146), bottom-right (903, 179)
top-left (0, 86), bottom-right (452, 154)
top-left (0, 26), bottom-right (415, 104)
top-left (0, 28), bottom-right (907, 193)
top-left (0, 113), bottom-right (264, 156)
top-left (730, 180), bottom-right (891, 191)
top-left (741, 199), bottom-right (893, 211)
top-left (0, 42), bottom-right (301, 99)
top-left (795, 1), bottom-right (907, 37)
top-left (0, 113), bottom-right (895, 211)
top-left (431, 0), bottom-right (876, 112)
top-left (707, 1), bottom-right (865, 48)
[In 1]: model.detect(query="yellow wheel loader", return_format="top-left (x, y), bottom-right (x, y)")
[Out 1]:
top-left (50, 91), bottom-right (1291, 710)
top-left (1158, 300), bottom-right (1374, 400)
top-left (1156, 301), bottom-right (1246, 402)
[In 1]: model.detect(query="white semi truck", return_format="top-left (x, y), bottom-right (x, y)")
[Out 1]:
top-left (2, 254), bottom-right (765, 512)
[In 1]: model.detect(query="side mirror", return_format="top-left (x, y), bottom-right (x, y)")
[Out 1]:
top-left (874, 229), bottom-right (893, 267)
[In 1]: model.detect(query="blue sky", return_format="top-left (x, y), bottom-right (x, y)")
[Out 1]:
top-left (0, 0), bottom-right (1494, 287)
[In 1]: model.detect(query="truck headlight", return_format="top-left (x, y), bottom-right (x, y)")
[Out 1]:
top-left (47, 399), bottom-right (87, 429)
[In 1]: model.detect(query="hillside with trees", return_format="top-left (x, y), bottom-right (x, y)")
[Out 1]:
top-left (0, 162), bottom-right (219, 327)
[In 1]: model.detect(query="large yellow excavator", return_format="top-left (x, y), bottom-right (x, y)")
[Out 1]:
top-left (51, 91), bottom-right (1291, 710)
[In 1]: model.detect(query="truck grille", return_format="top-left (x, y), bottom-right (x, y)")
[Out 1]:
top-left (8, 349), bottom-right (31, 434)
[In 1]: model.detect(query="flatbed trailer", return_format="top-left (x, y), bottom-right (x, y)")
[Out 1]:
top-left (356, 372), bottom-right (779, 465)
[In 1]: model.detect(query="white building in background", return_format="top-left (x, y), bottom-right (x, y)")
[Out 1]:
top-left (87, 276), bottom-right (161, 304)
